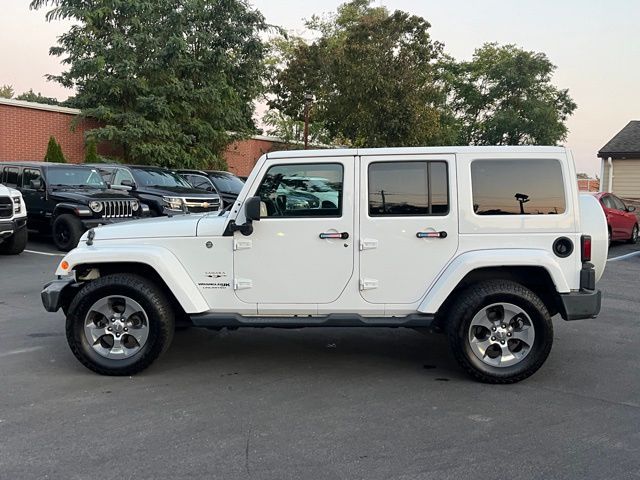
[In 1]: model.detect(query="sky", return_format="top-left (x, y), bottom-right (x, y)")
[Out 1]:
top-left (2, 0), bottom-right (639, 176)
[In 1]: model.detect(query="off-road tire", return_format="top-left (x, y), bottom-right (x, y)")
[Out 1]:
top-left (446, 280), bottom-right (553, 384)
top-left (0, 226), bottom-right (27, 255)
top-left (52, 214), bottom-right (84, 251)
top-left (66, 273), bottom-right (175, 375)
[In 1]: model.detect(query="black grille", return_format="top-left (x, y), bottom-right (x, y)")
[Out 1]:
top-left (0, 197), bottom-right (12, 219)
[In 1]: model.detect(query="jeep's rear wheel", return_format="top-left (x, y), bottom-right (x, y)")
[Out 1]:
top-left (447, 280), bottom-right (553, 383)
top-left (52, 214), bottom-right (84, 251)
top-left (66, 273), bottom-right (175, 375)
top-left (0, 226), bottom-right (27, 255)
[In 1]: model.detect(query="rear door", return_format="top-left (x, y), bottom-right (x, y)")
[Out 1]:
top-left (21, 168), bottom-right (47, 222)
top-left (359, 154), bottom-right (458, 304)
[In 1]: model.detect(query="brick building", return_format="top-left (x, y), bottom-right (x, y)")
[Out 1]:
top-left (0, 97), bottom-right (286, 177)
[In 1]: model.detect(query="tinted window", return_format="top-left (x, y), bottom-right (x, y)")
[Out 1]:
top-left (611, 195), bottom-right (626, 211)
top-left (256, 163), bottom-right (343, 217)
top-left (113, 168), bottom-right (135, 186)
top-left (601, 196), bottom-right (614, 209)
top-left (471, 159), bottom-right (565, 215)
top-left (207, 172), bottom-right (244, 194)
top-left (186, 174), bottom-right (215, 191)
top-left (22, 169), bottom-right (43, 188)
top-left (3, 167), bottom-right (19, 187)
top-left (368, 161), bottom-right (449, 216)
top-left (132, 169), bottom-right (192, 188)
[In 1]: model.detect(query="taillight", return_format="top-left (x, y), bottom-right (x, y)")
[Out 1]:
top-left (581, 235), bottom-right (592, 263)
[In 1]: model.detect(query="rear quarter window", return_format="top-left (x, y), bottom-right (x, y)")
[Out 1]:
top-left (471, 159), bottom-right (566, 215)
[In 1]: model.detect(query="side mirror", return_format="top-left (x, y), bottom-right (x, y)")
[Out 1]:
top-left (627, 206), bottom-right (636, 212)
top-left (245, 196), bottom-right (261, 221)
top-left (120, 179), bottom-right (136, 190)
top-left (30, 179), bottom-right (43, 190)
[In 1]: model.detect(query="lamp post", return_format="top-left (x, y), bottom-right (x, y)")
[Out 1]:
top-left (303, 93), bottom-right (314, 149)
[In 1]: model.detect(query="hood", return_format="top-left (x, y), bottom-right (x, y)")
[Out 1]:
top-left (135, 185), bottom-right (220, 198)
top-left (50, 188), bottom-right (133, 204)
top-left (83, 213), bottom-right (204, 241)
top-left (0, 184), bottom-right (20, 197)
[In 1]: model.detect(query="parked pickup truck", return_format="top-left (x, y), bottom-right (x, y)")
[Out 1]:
top-left (42, 147), bottom-right (607, 383)
top-left (0, 183), bottom-right (28, 254)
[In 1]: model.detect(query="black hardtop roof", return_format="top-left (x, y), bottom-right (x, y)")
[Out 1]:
top-left (2, 161), bottom-right (95, 170)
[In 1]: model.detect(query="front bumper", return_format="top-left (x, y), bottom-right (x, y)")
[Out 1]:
top-left (80, 216), bottom-right (145, 228)
top-left (0, 217), bottom-right (27, 238)
top-left (559, 289), bottom-right (602, 321)
top-left (41, 277), bottom-right (76, 313)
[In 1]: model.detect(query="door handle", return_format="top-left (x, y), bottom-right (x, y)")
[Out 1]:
top-left (416, 231), bottom-right (447, 239)
top-left (319, 232), bottom-right (349, 240)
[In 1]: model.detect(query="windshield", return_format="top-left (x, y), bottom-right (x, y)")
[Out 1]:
top-left (48, 168), bottom-right (107, 188)
top-left (132, 169), bottom-right (192, 188)
top-left (208, 172), bottom-right (244, 194)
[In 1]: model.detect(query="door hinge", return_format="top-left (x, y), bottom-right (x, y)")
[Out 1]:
top-left (234, 239), bottom-right (252, 251)
top-left (360, 238), bottom-right (378, 251)
top-left (360, 278), bottom-right (379, 290)
top-left (234, 278), bottom-right (253, 290)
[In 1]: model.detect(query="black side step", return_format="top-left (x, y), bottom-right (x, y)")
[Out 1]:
top-left (189, 312), bottom-right (435, 329)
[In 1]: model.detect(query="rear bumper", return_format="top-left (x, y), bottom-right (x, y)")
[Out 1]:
top-left (559, 289), bottom-right (602, 321)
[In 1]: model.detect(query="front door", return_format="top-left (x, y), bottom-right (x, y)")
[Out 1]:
top-left (359, 154), bottom-right (458, 304)
top-left (233, 156), bottom-right (355, 306)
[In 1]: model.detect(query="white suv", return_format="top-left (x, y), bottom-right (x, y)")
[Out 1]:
top-left (42, 147), bottom-right (607, 383)
top-left (0, 183), bottom-right (27, 255)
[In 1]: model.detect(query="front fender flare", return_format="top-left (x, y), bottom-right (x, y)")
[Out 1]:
top-left (417, 249), bottom-right (570, 314)
top-left (56, 245), bottom-right (209, 314)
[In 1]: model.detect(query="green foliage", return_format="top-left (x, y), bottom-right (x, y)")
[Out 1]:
top-left (44, 136), bottom-right (66, 163)
top-left (440, 43), bottom-right (577, 145)
top-left (85, 137), bottom-right (100, 163)
top-left (267, 0), bottom-right (447, 148)
top-left (15, 89), bottom-right (60, 105)
top-left (0, 84), bottom-right (14, 99)
top-left (31, 0), bottom-right (268, 169)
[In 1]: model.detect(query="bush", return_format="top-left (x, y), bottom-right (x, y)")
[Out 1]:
top-left (85, 137), bottom-right (99, 163)
top-left (44, 136), bottom-right (66, 163)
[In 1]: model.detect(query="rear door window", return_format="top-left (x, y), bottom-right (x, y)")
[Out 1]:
top-left (471, 159), bottom-right (566, 215)
top-left (2, 167), bottom-right (19, 187)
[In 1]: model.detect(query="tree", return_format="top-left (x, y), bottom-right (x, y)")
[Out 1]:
top-left (0, 84), bottom-right (14, 99)
top-left (30, 0), bottom-right (268, 169)
top-left (267, 0), bottom-right (448, 147)
top-left (441, 43), bottom-right (576, 145)
top-left (15, 89), bottom-right (60, 105)
top-left (44, 136), bottom-right (66, 163)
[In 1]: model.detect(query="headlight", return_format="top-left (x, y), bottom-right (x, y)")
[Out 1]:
top-left (163, 197), bottom-right (183, 210)
top-left (89, 201), bottom-right (103, 213)
top-left (12, 196), bottom-right (21, 214)
top-left (131, 200), bottom-right (140, 211)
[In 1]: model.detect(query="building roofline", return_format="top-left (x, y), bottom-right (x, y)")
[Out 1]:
top-left (0, 97), bottom-right (81, 115)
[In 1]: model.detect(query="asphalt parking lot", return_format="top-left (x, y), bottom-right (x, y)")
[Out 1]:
top-left (1, 238), bottom-right (639, 479)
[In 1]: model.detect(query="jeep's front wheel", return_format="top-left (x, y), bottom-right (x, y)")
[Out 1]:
top-left (447, 280), bottom-right (553, 384)
top-left (52, 214), bottom-right (84, 251)
top-left (66, 273), bottom-right (175, 375)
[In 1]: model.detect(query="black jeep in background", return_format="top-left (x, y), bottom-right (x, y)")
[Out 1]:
top-left (1, 162), bottom-right (150, 251)
top-left (91, 165), bottom-right (221, 215)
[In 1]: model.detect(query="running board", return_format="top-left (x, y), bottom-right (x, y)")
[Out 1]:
top-left (189, 312), bottom-right (435, 329)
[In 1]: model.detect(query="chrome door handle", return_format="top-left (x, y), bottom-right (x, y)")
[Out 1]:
top-left (416, 231), bottom-right (447, 239)
top-left (319, 232), bottom-right (349, 239)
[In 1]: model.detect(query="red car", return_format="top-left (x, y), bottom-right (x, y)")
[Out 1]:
top-left (592, 192), bottom-right (638, 244)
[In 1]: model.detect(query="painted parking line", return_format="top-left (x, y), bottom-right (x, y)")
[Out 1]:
top-left (24, 249), bottom-right (64, 257)
top-left (608, 250), bottom-right (640, 262)
top-left (0, 346), bottom-right (44, 358)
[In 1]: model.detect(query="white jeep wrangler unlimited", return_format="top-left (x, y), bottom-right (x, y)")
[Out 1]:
top-left (0, 183), bottom-right (28, 255)
top-left (42, 147), bottom-right (607, 383)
